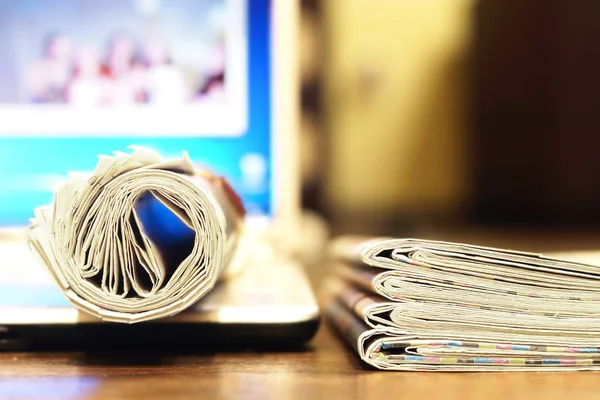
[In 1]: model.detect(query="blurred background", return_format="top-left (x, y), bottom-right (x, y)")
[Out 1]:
top-left (299, 0), bottom-right (600, 247)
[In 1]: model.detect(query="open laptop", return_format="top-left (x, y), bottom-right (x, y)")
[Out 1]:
top-left (0, 0), bottom-right (318, 350)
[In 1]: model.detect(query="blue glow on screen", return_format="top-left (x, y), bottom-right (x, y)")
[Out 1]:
top-left (0, 0), bottom-right (271, 226)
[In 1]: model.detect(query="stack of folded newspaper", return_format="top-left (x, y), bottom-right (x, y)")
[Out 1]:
top-left (327, 237), bottom-right (600, 371)
top-left (28, 147), bottom-right (246, 323)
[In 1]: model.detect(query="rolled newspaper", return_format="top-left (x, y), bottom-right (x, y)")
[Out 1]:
top-left (28, 147), bottom-right (246, 323)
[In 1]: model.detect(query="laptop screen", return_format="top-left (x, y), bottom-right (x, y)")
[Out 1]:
top-left (0, 0), bottom-right (272, 226)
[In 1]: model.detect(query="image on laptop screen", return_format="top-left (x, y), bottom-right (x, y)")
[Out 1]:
top-left (0, 0), bottom-right (271, 226)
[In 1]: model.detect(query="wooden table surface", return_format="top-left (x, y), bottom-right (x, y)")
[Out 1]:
top-left (3, 229), bottom-right (600, 400)
top-left (2, 323), bottom-right (600, 400)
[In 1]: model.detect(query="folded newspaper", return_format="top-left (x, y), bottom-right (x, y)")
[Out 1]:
top-left (28, 147), bottom-right (246, 323)
top-left (327, 237), bottom-right (600, 371)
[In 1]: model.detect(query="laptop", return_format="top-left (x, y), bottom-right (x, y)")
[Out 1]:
top-left (0, 0), bottom-right (319, 350)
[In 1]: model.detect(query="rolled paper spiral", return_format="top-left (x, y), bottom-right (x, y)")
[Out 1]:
top-left (28, 147), bottom-right (245, 323)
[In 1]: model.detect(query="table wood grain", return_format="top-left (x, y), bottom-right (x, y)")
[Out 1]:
top-left (3, 229), bottom-right (600, 400)
top-left (2, 322), bottom-right (600, 400)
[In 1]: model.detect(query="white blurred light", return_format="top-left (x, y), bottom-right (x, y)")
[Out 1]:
top-left (134, 0), bottom-right (162, 16)
top-left (240, 153), bottom-right (267, 191)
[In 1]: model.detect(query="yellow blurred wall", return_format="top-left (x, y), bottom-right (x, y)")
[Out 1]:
top-left (324, 0), bottom-right (475, 223)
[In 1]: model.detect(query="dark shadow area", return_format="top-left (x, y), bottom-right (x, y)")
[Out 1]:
top-left (471, 0), bottom-right (600, 227)
top-left (134, 191), bottom-right (196, 284)
top-left (76, 341), bottom-right (316, 368)
top-left (0, 317), bottom-right (321, 357)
